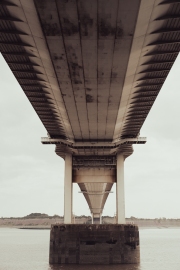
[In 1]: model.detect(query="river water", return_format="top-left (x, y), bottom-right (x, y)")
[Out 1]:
top-left (0, 228), bottom-right (180, 270)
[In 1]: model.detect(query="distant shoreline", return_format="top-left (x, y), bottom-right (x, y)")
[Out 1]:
top-left (1, 216), bottom-right (180, 229)
top-left (1, 226), bottom-right (180, 230)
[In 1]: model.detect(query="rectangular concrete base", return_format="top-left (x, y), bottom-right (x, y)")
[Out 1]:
top-left (49, 224), bottom-right (140, 264)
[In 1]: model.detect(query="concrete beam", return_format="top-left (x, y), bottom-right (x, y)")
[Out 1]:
top-left (73, 167), bottom-right (116, 183)
top-left (41, 137), bottom-right (147, 146)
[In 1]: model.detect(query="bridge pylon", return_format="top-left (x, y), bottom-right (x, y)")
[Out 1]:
top-left (63, 151), bottom-right (127, 225)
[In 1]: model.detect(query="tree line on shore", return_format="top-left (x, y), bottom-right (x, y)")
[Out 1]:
top-left (1, 213), bottom-right (180, 221)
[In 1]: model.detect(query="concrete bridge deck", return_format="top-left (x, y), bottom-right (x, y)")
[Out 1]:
top-left (0, 0), bottom-right (179, 224)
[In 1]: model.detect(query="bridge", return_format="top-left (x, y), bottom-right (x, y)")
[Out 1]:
top-left (0, 0), bottom-right (179, 227)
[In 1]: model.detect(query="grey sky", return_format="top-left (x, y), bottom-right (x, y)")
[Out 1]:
top-left (1, 53), bottom-right (180, 218)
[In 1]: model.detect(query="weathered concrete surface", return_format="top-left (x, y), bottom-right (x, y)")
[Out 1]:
top-left (49, 224), bottom-right (140, 264)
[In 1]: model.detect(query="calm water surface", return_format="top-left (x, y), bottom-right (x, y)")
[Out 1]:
top-left (0, 228), bottom-right (180, 270)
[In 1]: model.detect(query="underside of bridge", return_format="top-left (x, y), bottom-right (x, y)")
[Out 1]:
top-left (1, 0), bottom-right (180, 224)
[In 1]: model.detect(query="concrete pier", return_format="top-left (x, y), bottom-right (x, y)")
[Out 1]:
top-left (49, 224), bottom-right (140, 264)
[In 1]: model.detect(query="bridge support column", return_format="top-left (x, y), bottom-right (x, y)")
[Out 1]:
top-left (64, 153), bottom-right (72, 224)
top-left (92, 214), bottom-right (102, 224)
top-left (92, 213), bottom-right (94, 224)
top-left (116, 153), bottom-right (125, 224)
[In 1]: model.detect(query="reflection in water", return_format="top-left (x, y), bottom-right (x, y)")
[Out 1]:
top-left (48, 264), bottom-right (141, 270)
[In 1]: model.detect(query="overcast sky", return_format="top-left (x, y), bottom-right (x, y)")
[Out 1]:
top-left (1, 53), bottom-right (180, 219)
